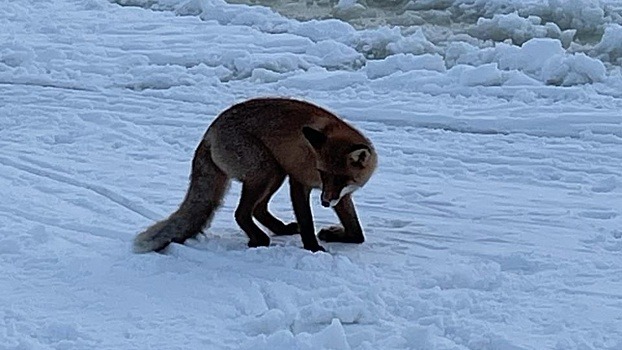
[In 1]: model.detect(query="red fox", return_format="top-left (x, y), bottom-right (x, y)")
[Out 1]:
top-left (133, 98), bottom-right (377, 253)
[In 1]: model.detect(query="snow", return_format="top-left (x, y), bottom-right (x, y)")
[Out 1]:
top-left (468, 12), bottom-right (575, 47)
top-left (365, 53), bottom-right (446, 79)
top-left (1, 0), bottom-right (622, 349)
top-left (594, 23), bottom-right (622, 64)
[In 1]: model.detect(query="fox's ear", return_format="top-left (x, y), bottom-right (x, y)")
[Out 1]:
top-left (302, 127), bottom-right (327, 149)
top-left (349, 145), bottom-right (371, 168)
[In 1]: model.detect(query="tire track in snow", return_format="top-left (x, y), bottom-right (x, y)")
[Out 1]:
top-left (0, 156), bottom-right (160, 221)
top-left (0, 209), bottom-right (95, 250)
top-left (0, 207), bottom-right (126, 249)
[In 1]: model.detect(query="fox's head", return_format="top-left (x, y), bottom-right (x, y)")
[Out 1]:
top-left (303, 126), bottom-right (377, 208)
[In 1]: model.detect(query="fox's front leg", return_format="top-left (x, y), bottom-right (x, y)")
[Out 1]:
top-left (318, 194), bottom-right (365, 244)
top-left (289, 178), bottom-right (326, 252)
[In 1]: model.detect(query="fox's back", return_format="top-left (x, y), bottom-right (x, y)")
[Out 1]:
top-left (210, 98), bottom-right (330, 133)
top-left (207, 98), bottom-right (372, 187)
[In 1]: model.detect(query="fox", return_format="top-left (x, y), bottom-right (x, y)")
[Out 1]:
top-left (133, 97), bottom-right (377, 253)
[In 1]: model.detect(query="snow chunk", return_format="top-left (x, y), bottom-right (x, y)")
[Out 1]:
top-left (351, 27), bottom-right (439, 59)
top-left (243, 309), bottom-right (291, 336)
top-left (305, 40), bottom-right (365, 70)
top-left (365, 53), bottom-right (446, 79)
top-left (292, 288), bottom-right (376, 334)
top-left (386, 28), bottom-right (439, 56)
top-left (119, 65), bottom-right (196, 90)
top-left (243, 330), bottom-right (298, 350)
top-left (537, 0), bottom-right (606, 35)
top-left (348, 27), bottom-right (405, 59)
top-left (541, 52), bottom-right (607, 86)
top-left (503, 71), bottom-right (542, 86)
top-left (445, 41), bottom-right (483, 67)
top-left (458, 63), bottom-right (505, 86)
top-left (452, 0), bottom-right (607, 36)
top-left (250, 68), bottom-right (283, 83)
top-left (333, 0), bottom-right (366, 20)
top-left (244, 319), bottom-right (351, 350)
top-left (494, 38), bottom-right (606, 86)
top-left (469, 12), bottom-right (575, 47)
top-left (279, 70), bottom-right (367, 90)
top-left (303, 318), bottom-right (351, 350)
top-left (500, 38), bottom-right (566, 74)
top-left (291, 19), bottom-right (357, 43)
top-left (370, 69), bottom-right (447, 92)
top-left (218, 50), bottom-right (311, 80)
top-left (188, 63), bottom-right (232, 83)
top-left (593, 24), bottom-right (622, 65)
top-left (194, 0), bottom-right (291, 33)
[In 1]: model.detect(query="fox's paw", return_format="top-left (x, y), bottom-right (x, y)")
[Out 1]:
top-left (317, 225), bottom-right (345, 242)
top-left (273, 222), bottom-right (300, 236)
top-left (303, 243), bottom-right (326, 253)
top-left (318, 226), bottom-right (364, 244)
top-left (248, 235), bottom-right (270, 248)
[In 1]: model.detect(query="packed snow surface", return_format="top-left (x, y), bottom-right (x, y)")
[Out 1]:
top-left (1, 0), bottom-right (622, 349)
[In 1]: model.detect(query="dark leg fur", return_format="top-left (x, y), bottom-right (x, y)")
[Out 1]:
top-left (318, 194), bottom-right (365, 244)
top-left (235, 181), bottom-right (273, 248)
top-left (254, 205), bottom-right (300, 236)
top-left (289, 178), bottom-right (325, 252)
top-left (252, 174), bottom-right (299, 236)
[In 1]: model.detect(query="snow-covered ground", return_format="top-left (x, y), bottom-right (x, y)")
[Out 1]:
top-left (1, 0), bottom-right (622, 349)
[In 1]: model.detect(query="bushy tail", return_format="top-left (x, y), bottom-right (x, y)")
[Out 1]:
top-left (133, 139), bottom-right (229, 253)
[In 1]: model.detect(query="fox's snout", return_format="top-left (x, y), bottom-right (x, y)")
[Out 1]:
top-left (320, 184), bottom-right (361, 208)
top-left (320, 191), bottom-right (340, 208)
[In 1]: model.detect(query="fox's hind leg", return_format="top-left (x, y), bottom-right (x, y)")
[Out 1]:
top-left (253, 175), bottom-right (300, 236)
top-left (235, 180), bottom-right (272, 248)
top-left (210, 128), bottom-right (295, 248)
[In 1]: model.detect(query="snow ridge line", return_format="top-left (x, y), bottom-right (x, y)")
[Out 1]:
top-left (0, 81), bottom-right (99, 93)
top-left (0, 156), bottom-right (160, 221)
top-left (343, 114), bottom-right (622, 141)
